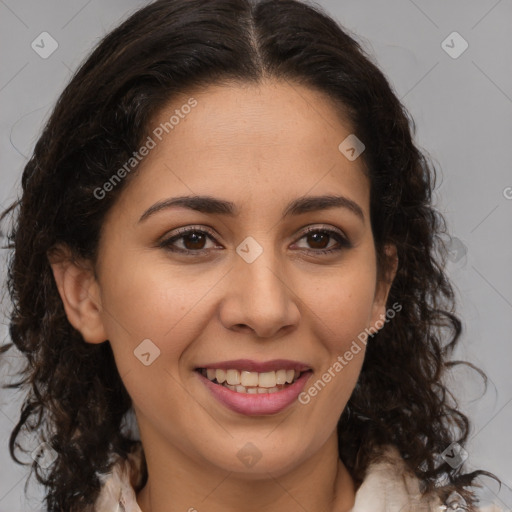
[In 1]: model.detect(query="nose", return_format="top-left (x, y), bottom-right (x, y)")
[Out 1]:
top-left (218, 246), bottom-right (301, 339)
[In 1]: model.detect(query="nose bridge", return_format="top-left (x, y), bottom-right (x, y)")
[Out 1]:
top-left (221, 234), bottom-right (300, 337)
top-left (237, 235), bottom-right (288, 308)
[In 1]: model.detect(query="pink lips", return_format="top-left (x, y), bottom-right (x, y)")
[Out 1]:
top-left (195, 359), bottom-right (312, 416)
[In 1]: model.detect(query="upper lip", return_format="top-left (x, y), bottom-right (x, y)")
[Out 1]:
top-left (196, 359), bottom-right (312, 373)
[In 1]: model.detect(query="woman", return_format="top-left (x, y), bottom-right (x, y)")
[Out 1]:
top-left (0, 0), bottom-right (504, 511)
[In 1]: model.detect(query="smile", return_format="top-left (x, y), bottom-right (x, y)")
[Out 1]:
top-left (195, 361), bottom-right (313, 415)
top-left (198, 368), bottom-right (301, 393)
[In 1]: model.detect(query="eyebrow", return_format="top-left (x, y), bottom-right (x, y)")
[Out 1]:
top-left (138, 194), bottom-right (365, 223)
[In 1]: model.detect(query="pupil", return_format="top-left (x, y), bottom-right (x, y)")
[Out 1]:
top-left (308, 232), bottom-right (328, 249)
top-left (184, 233), bottom-right (205, 250)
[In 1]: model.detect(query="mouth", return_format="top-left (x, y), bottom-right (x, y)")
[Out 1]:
top-left (194, 362), bottom-right (313, 416)
top-left (196, 367), bottom-right (304, 394)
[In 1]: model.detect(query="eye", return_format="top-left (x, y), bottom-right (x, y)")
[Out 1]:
top-left (293, 226), bottom-right (351, 254)
top-left (159, 226), bottom-right (220, 254)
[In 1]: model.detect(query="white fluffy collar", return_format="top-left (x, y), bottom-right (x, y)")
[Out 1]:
top-left (92, 443), bottom-right (496, 512)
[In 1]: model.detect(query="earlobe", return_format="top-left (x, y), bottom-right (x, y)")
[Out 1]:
top-left (48, 246), bottom-right (107, 344)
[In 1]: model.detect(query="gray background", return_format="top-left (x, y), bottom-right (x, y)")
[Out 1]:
top-left (0, 1), bottom-right (511, 510)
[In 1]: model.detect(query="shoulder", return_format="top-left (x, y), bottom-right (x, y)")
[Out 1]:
top-left (350, 444), bottom-right (507, 512)
top-left (350, 444), bottom-right (442, 511)
top-left (93, 443), bottom-right (144, 512)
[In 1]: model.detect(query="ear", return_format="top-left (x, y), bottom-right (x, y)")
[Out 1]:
top-left (48, 245), bottom-right (107, 344)
top-left (370, 243), bottom-right (399, 327)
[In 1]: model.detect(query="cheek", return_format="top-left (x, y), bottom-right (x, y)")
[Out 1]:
top-left (293, 261), bottom-right (376, 407)
top-left (301, 262), bottom-right (377, 349)
top-left (97, 255), bottom-right (215, 370)
top-left (296, 270), bottom-right (375, 417)
top-left (97, 260), bottom-right (207, 425)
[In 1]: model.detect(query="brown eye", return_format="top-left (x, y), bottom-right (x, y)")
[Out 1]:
top-left (306, 231), bottom-right (331, 250)
top-left (182, 232), bottom-right (207, 250)
top-left (159, 228), bottom-right (219, 254)
top-left (293, 227), bottom-right (352, 254)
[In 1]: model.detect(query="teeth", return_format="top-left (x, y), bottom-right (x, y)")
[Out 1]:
top-left (202, 368), bottom-right (303, 393)
top-left (240, 371), bottom-right (259, 387)
top-left (226, 369), bottom-right (240, 385)
top-left (275, 369), bottom-right (287, 385)
top-left (258, 371), bottom-right (276, 388)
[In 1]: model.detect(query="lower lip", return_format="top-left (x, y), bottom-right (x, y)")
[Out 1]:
top-left (197, 371), bottom-right (312, 416)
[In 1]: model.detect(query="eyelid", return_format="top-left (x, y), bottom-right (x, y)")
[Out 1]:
top-left (298, 224), bottom-right (347, 239)
top-left (165, 224), bottom-right (218, 239)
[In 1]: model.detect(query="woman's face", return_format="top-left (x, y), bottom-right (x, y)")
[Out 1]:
top-left (88, 80), bottom-right (395, 477)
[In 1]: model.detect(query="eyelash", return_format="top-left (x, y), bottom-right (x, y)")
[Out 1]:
top-left (158, 225), bottom-right (352, 256)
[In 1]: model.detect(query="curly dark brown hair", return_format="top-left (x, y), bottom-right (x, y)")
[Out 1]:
top-left (0, 0), bottom-right (501, 510)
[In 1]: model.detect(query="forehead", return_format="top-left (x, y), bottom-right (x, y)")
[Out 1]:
top-left (113, 79), bottom-right (370, 218)
top-left (151, 79), bottom-right (356, 156)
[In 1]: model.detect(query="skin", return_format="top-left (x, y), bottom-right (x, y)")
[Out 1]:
top-left (50, 79), bottom-right (397, 512)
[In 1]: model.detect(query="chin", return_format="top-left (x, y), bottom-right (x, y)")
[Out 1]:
top-left (201, 435), bottom-right (312, 478)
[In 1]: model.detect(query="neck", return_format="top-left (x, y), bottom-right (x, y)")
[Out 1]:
top-left (136, 430), bottom-right (356, 512)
